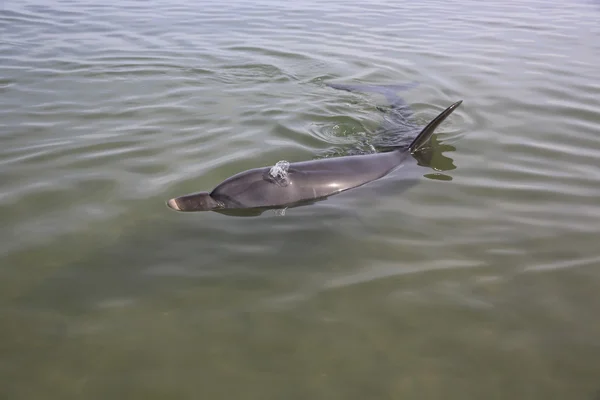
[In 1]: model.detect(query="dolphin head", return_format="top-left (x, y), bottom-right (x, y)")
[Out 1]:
top-left (166, 191), bottom-right (223, 212)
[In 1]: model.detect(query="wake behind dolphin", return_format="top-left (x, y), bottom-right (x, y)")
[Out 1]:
top-left (166, 82), bottom-right (463, 216)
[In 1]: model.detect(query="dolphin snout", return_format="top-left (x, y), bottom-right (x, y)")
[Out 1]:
top-left (166, 198), bottom-right (180, 211)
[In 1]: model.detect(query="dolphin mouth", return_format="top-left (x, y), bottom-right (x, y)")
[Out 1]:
top-left (166, 198), bottom-right (181, 211)
top-left (166, 191), bottom-right (223, 212)
top-left (167, 192), bottom-right (225, 212)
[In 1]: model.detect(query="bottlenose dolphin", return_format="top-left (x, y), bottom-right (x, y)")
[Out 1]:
top-left (166, 84), bottom-right (462, 215)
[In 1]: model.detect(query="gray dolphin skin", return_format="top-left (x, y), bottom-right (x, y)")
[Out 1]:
top-left (167, 84), bottom-right (462, 215)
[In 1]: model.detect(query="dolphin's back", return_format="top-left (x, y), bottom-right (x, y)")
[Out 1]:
top-left (210, 151), bottom-right (404, 208)
top-left (289, 151), bottom-right (404, 194)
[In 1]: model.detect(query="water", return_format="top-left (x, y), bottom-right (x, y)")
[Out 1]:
top-left (1, 0), bottom-right (600, 398)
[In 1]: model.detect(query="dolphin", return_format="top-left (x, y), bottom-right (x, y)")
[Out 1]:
top-left (166, 84), bottom-right (462, 215)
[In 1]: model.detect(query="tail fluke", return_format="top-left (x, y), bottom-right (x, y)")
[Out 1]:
top-left (326, 82), bottom-right (419, 108)
top-left (407, 100), bottom-right (462, 153)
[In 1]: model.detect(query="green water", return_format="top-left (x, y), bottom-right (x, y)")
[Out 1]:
top-left (1, 0), bottom-right (600, 398)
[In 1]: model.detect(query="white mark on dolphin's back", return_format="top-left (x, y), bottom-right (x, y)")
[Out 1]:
top-left (269, 160), bottom-right (289, 178)
top-left (269, 160), bottom-right (290, 187)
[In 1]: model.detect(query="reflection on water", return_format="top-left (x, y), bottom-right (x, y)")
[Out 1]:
top-left (1, 0), bottom-right (600, 398)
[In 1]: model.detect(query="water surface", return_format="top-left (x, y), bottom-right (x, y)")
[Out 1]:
top-left (1, 0), bottom-right (600, 398)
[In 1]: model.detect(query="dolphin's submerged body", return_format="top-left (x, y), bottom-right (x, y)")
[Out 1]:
top-left (167, 83), bottom-right (463, 215)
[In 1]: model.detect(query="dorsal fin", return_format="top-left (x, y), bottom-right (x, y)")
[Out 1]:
top-left (408, 100), bottom-right (462, 153)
